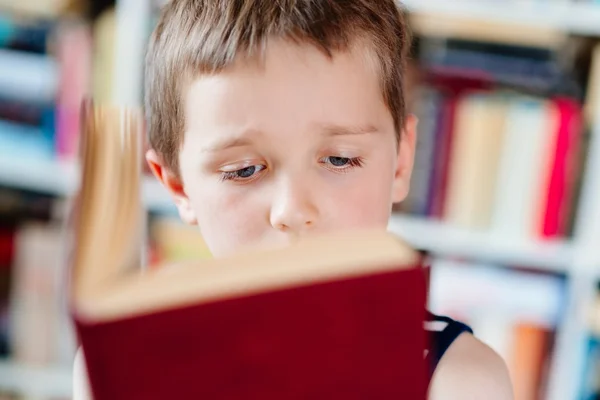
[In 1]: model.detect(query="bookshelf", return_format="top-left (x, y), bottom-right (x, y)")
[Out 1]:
top-left (545, 56), bottom-right (600, 400)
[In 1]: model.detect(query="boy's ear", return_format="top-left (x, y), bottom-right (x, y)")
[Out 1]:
top-left (392, 114), bottom-right (418, 204)
top-left (145, 149), bottom-right (198, 225)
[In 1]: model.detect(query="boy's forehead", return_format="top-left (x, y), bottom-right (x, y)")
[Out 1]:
top-left (188, 37), bottom-right (380, 91)
top-left (184, 38), bottom-right (383, 114)
top-left (239, 35), bottom-right (376, 65)
top-left (179, 38), bottom-right (393, 154)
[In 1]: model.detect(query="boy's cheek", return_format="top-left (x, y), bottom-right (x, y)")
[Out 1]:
top-left (189, 191), bottom-right (272, 256)
top-left (185, 170), bottom-right (394, 256)
top-left (331, 187), bottom-right (392, 230)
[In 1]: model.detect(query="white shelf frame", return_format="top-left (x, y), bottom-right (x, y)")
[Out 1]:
top-left (388, 215), bottom-right (573, 273)
top-left (0, 156), bottom-right (174, 211)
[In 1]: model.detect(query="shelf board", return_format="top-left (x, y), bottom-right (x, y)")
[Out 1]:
top-left (403, 0), bottom-right (600, 38)
top-left (0, 157), bottom-right (175, 212)
top-left (388, 214), bottom-right (573, 272)
top-left (0, 360), bottom-right (72, 398)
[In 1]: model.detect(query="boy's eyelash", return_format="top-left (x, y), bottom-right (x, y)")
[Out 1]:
top-left (322, 156), bottom-right (365, 172)
top-left (345, 157), bottom-right (364, 168)
top-left (220, 165), bottom-right (266, 182)
top-left (219, 156), bottom-right (364, 182)
top-left (220, 171), bottom-right (238, 181)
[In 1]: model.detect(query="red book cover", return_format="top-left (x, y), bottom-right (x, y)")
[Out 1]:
top-left (75, 266), bottom-right (427, 400)
top-left (539, 97), bottom-right (583, 239)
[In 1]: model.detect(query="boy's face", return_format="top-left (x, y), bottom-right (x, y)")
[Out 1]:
top-left (148, 39), bottom-right (416, 257)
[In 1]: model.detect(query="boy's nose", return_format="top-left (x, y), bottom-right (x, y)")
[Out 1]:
top-left (269, 181), bottom-right (319, 234)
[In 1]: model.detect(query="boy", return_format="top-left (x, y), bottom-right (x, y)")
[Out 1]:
top-left (74, 0), bottom-right (513, 398)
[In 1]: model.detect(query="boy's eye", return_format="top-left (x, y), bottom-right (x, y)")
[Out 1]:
top-left (220, 165), bottom-right (266, 182)
top-left (328, 156), bottom-right (350, 167)
top-left (321, 156), bottom-right (364, 171)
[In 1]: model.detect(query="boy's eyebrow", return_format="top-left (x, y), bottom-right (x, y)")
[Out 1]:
top-left (200, 124), bottom-right (380, 153)
top-left (200, 132), bottom-right (257, 153)
top-left (320, 124), bottom-right (381, 136)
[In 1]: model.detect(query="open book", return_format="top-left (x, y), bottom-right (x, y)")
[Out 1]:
top-left (68, 102), bottom-right (428, 399)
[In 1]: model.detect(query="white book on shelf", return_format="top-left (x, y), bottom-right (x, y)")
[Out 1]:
top-left (0, 49), bottom-right (58, 104)
top-left (113, 0), bottom-right (153, 106)
top-left (490, 96), bottom-right (557, 240)
top-left (8, 220), bottom-right (76, 368)
top-left (443, 94), bottom-right (508, 230)
top-left (9, 223), bottom-right (62, 365)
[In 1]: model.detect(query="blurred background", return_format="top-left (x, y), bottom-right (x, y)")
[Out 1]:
top-left (0, 0), bottom-right (599, 399)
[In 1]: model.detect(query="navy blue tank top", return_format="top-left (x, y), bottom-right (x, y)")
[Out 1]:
top-left (425, 311), bottom-right (473, 382)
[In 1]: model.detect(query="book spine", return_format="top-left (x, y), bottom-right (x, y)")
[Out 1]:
top-left (55, 21), bottom-right (92, 160)
top-left (397, 89), bottom-right (440, 215)
top-left (539, 97), bottom-right (583, 239)
top-left (0, 48), bottom-right (58, 104)
top-left (0, 15), bottom-right (53, 54)
top-left (0, 119), bottom-right (55, 161)
top-left (427, 94), bottom-right (458, 218)
top-left (0, 96), bottom-right (54, 127)
top-left (0, 226), bottom-right (14, 358)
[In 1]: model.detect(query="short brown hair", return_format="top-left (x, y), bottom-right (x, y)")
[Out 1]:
top-left (145, 0), bottom-right (412, 174)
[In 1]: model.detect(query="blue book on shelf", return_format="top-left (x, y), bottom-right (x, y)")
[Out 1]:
top-left (579, 336), bottom-right (600, 400)
top-left (0, 15), bottom-right (52, 54)
top-left (0, 119), bottom-right (55, 160)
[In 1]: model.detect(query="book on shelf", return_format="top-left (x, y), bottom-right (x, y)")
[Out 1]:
top-left (0, 14), bottom-right (54, 54)
top-left (55, 19), bottom-right (92, 160)
top-left (0, 13), bottom-right (93, 164)
top-left (8, 221), bottom-right (74, 366)
top-left (396, 36), bottom-right (597, 240)
top-left (0, 225), bottom-right (11, 358)
top-left (580, 284), bottom-right (600, 400)
top-left (90, 7), bottom-right (116, 103)
top-left (580, 335), bottom-right (600, 400)
top-left (443, 91), bottom-right (508, 231)
top-left (0, 189), bottom-right (78, 368)
top-left (397, 81), bottom-right (586, 241)
top-left (0, 48), bottom-right (58, 105)
top-left (68, 104), bottom-right (429, 399)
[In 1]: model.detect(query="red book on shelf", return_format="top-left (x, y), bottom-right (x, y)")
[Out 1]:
top-left (55, 21), bottom-right (92, 160)
top-left (428, 94), bottom-right (458, 218)
top-left (538, 97), bottom-right (583, 239)
top-left (69, 105), bottom-right (428, 400)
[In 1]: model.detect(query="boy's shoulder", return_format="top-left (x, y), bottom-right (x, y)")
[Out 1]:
top-left (428, 330), bottom-right (514, 399)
